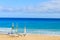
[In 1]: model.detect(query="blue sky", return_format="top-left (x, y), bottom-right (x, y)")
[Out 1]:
top-left (0, 0), bottom-right (60, 18)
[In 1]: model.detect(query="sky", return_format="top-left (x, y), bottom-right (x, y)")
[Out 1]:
top-left (0, 0), bottom-right (60, 18)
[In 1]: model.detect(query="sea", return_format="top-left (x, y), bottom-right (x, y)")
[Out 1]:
top-left (0, 18), bottom-right (60, 35)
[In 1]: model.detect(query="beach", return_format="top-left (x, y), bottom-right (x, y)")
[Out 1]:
top-left (0, 34), bottom-right (60, 40)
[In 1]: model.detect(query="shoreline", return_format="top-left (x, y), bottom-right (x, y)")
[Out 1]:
top-left (0, 34), bottom-right (60, 40)
top-left (0, 32), bottom-right (60, 36)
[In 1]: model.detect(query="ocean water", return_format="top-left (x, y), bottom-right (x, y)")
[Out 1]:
top-left (0, 18), bottom-right (60, 35)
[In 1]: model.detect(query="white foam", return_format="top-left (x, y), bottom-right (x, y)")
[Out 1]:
top-left (0, 28), bottom-right (11, 31)
top-left (0, 28), bottom-right (16, 34)
top-left (26, 29), bottom-right (60, 36)
top-left (0, 28), bottom-right (60, 36)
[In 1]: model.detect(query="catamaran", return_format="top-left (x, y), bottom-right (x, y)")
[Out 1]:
top-left (19, 25), bottom-right (27, 36)
top-left (8, 23), bottom-right (27, 37)
top-left (0, 23), bottom-right (27, 37)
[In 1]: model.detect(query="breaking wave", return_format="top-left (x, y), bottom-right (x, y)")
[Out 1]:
top-left (0, 28), bottom-right (60, 36)
top-left (27, 29), bottom-right (60, 35)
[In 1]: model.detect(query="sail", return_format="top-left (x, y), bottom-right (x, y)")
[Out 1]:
top-left (24, 25), bottom-right (26, 34)
top-left (12, 23), bottom-right (14, 30)
top-left (15, 24), bottom-right (18, 34)
top-left (11, 23), bottom-right (14, 34)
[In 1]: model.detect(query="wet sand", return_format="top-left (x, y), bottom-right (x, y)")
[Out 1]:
top-left (0, 34), bottom-right (60, 40)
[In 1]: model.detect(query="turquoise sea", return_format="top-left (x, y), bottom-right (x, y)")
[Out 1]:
top-left (0, 18), bottom-right (60, 35)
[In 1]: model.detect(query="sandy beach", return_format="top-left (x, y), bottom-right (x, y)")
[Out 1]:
top-left (0, 34), bottom-right (60, 40)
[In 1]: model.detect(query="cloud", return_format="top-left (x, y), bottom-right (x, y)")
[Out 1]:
top-left (0, 0), bottom-right (60, 13)
top-left (39, 0), bottom-right (60, 13)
